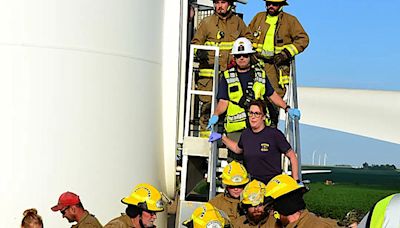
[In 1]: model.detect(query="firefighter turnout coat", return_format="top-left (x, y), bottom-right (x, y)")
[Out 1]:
top-left (192, 11), bottom-right (252, 76)
top-left (249, 11), bottom-right (309, 97)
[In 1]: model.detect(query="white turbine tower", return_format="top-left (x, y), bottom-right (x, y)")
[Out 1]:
top-left (318, 154), bottom-right (322, 166)
top-left (312, 149), bottom-right (317, 165)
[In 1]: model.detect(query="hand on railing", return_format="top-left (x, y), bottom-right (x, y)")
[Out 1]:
top-left (288, 108), bottom-right (301, 120)
top-left (207, 115), bottom-right (219, 130)
top-left (208, 132), bottom-right (222, 142)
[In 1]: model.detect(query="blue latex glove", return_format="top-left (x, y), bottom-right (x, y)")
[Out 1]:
top-left (208, 132), bottom-right (222, 142)
top-left (207, 115), bottom-right (219, 130)
top-left (288, 108), bottom-right (301, 120)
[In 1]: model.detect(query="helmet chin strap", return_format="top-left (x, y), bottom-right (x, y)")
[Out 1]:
top-left (139, 218), bottom-right (146, 228)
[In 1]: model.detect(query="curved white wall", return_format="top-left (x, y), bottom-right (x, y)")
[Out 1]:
top-left (0, 0), bottom-right (174, 227)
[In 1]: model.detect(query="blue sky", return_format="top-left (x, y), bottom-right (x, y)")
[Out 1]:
top-left (236, 0), bottom-right (400, 167)
top-left (237, 0), bottom-right (400, 91)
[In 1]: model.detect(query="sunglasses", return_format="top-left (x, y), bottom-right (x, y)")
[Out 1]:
top-left (234, 54), bottom-right (250, 58)
top-left (60, 206), bottom-right (70, 215)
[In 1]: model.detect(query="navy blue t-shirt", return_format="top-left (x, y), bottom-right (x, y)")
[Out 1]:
top-left (238, 127), bottom-right (291, 184)
top-left (217, 69), bottom-right (274, 100)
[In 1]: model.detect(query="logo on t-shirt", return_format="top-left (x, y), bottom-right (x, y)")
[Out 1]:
top-left (260, 143), bottom-right (269, 152)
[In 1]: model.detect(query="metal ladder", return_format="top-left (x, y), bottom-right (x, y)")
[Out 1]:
top-left (175, 44), bottom-right (220, 227)
top-left (283, 58), bottom-right (303, 181)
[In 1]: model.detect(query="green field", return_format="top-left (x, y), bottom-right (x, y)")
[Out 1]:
top-left (301, 166), bottom-right (400, 221)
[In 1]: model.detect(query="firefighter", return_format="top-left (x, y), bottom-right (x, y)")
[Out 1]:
top-left (207, 37), bottom-right (300, 161)
top-left (51, 191), bottom-right (103, 228)
top-left (265, 174), bottom-right (338, 228)
top-left (248, 0), bottom-right (309, 126)
top-left (183, 203), bottom-right (231, 228)
top-left (104, 183), bottom-right (165, 228)
top-left (357, 193), bottom-right (400, 228)
top-left (191, 0), bottom-right (252, 134)
top-left (208, 161), bottom-right (249, 220)
top-left (232, 180), bottom-right (279, 227)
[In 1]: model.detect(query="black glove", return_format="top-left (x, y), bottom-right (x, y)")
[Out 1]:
top-left (196, 49), bottom-right (209, 62)
top-left (273, 48), bottom-right (292, 66)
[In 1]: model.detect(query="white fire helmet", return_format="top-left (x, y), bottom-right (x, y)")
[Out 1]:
top-left (231, 37), bottom-right (255, 55)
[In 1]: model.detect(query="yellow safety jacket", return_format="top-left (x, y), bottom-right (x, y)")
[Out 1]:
top-left (192, 12), bottom-right (252, 77)
top-left (224, 66), bottom-right (270, 133)
top-left (364, 193), bottom-right (400, 228)
top-left (249, 11), bottom-right (309, 95)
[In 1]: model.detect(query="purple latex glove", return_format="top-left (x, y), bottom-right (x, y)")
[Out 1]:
top-left (208, 132), bottom-right (222, 142)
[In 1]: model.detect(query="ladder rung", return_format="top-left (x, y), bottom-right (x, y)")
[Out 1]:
top-left (188, 90), bottom-right (214, 96)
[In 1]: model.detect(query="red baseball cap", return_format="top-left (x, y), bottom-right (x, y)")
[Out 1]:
top-left (51, 191), bottom-right (81, 211)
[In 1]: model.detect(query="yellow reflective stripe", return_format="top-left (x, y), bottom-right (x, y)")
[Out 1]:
top-left (371, 194), bottom-right (395, 228)
top-left (199, 69), bottom-right (215, 77)
top-left (204, 41), bottom-right (216, 46)
top-left (204, 41), bottom-right (234, 50)
top-left (262, 15), bottom-right (278, 57)
top-left (275, 46), bottom-right (284, 52)
top-left (278, 69), bottom-right (290, 88)
top-left (275, 44), bottom-right (299, 56)
top-left (254, 43), bottom-right (263, 53)
top-left (284, 44), bottom-right (299, 56)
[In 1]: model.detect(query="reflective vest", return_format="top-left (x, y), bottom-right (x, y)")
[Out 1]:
top-left (224, 67), bottom-right (271, 133)
top-left (250, 12), bottom-right (307, 88)
top-left (253, 15), bottom-right (300, 58)
top-left (365, 193), bottom-right (400, 228)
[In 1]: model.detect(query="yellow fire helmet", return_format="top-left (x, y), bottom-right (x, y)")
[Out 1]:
top-left (220, 161), bottom-right (250, 186)
top-left (183, 203), bottom-right (227, 228)
top-left (240, 180), bottom-right (267, 206)
top-left (265, 174), bottom-right (306, 200)
top-left (264, 0), bottom-right (288, 5)
top-left (121, 183), bottom-right (165, 212)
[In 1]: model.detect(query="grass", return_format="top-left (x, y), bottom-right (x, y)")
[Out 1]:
top-left (302, 166), bottom-right (400, 221)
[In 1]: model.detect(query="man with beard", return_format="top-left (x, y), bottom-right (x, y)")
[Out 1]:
top-left (232, 180), bottom-right (280, 227)
top-left (51, 191), bottom-right (103, 228)
top-left (248, 0), bottom-right (309, 126)
top-left (104, 183), bottom-right (165, 228)
top-left (192, 0), bottom-right (252, 135)
top-left (265, 175), bottom-right (338, 228)
top-left (208, 37), bottom-right (299, 161)
top-left (209, 161), bottom-right (249, 220)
